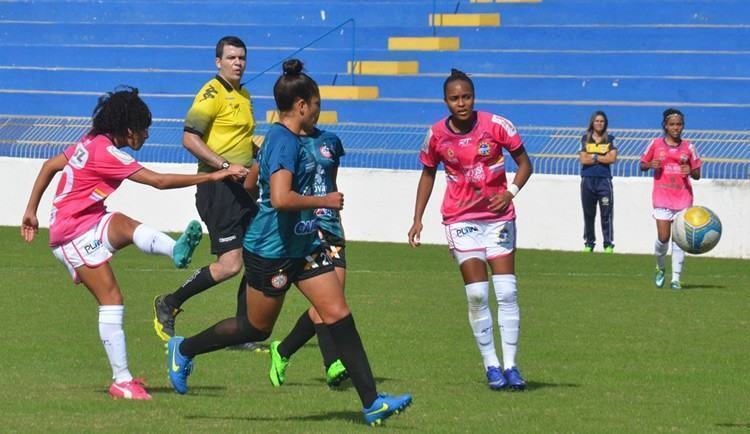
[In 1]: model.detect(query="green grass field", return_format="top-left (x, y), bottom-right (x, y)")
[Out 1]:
top-left (1, 225), bottom-right (748, 433)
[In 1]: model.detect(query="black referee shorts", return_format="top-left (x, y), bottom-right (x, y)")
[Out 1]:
top-left (196, 179), bottom-right (257, 255)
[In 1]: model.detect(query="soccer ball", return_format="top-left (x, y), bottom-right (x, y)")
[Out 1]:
top-left (671, 206), bottom-right (722, 254)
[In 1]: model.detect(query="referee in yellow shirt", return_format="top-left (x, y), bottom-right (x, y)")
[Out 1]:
top-left (153, 36), bottom-right (259, 346)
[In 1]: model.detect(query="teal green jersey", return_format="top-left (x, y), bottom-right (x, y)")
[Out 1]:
top-left (301, 128), bottom-right (345, 238)
top-left (244, 123), bottom-right (319, 258)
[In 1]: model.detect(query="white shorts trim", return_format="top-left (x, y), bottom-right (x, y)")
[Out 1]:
top-left (444, 220), bottom-right (516, 265)
top-left (652, 207), bottom-right (684, 222)
top-left (52, 213), bottom-right (115, 283)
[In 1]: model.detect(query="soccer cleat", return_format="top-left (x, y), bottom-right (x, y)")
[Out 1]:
top-left (269, 341), bottom-right (289, 387)
top-left (153, 295), bottom-right (182, 342)
top-left (226, 342), bottom-right (270, 353)
top-left (167, 336), bottom-right (193, 394)
top-left (486, 366), bottom-right (507, 390)
top-left (604, 246), bottom-right (614, 254)
top-left (670, 280), bottom-right (682, 290)
top-left (172, 220), bottom-right (203, 268)
top-left (362, 393), bottom-right (412, 426)
top-left (654, 268), bottom-right (666, 288)
top-left (108, 378), bottom-right (152, 400)
top-left (582, 246), bottom-right (594, 253)
top-left (325, 359), bottom-right (349, 388)
top-left (504, 366), bottom-right (527, 391)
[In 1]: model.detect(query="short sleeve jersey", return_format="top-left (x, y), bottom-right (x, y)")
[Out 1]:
top-left (580, 133), bottom-right (616, 178)
top-left (300, 129), bottom-right (345, 238)
top-left (419, 111), bottom-right (523, 224)
top-left (243, 123), bottom-right (320, 258)
top-left (639, 137), bottom-right (702, 210)
top-left (49, 135), bottom-right (143, 246)
top-left (184, 75), bottom-right (255, 173)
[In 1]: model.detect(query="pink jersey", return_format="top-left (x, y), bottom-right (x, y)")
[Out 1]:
top-left (640, 137), bottom-right (701, 210)
top-left (49, 135), bottom-right (143, 246)
top-left (420, 111), bottom-right (523, 224)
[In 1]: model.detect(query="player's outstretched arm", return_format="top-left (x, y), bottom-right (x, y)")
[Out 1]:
top-left (128, 166), bottom-right (247, 190)
top-left (21, 153), bottom-right (67, 243)
top-left (408, 166), bottom-right (437, 247)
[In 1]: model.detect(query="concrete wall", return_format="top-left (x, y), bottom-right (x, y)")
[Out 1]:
top-left (6, 157), bottom-right (748, 258)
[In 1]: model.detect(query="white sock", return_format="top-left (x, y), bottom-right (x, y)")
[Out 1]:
top-left (133, 224), bottom-right (176, 257)
top-left (654, 239), bottom-right (668, 270)
top-left (671, 241), bottom-right (685, 282)
top-left (493, 274), bottom-right (520, 369)
top-left (99, 305), bottom-right (133, 383)
top-left (464, 281), bottom-right (500, 369)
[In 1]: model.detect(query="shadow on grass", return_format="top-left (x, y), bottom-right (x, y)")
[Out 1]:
top-left (716, 422), bottom-right (750, 428)
top-left (313, 376), bottom-right (394, 392)
top-left (185, 410), bottom-right (363, 424)
top-left (524, 381), bottom-right (579, 391)
top-left (144, 385), bottom-right (227, 397)
top-left (679, 284), bottom-right (725, 290)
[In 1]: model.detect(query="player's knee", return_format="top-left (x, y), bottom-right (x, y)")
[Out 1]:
top-left (464, 282), bottom-right (489, 308)
top-left (239, 316), bottom-right (271, 342)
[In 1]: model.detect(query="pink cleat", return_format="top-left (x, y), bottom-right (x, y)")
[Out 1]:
top-left (108, 378), bottom-right (152, 400)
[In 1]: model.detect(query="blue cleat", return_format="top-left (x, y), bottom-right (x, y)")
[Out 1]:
top-left (362, 393), bottom-right (412, 426)
top-left (503, 366), bottom-right (527, 391)
top-left (167, 336), bottom-right (193, 394)
top-left (486, 366), bottom-right (507, 390)
top-left (654, 267), bottom-right (666, 288)
top-left (172, 220), bottom-right (203, 269)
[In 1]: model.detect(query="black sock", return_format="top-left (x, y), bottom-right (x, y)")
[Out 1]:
top-left (315, 323), bottom-right (339, 369)
top-left (235, 276), bottom-right (247, 317)
top-left (278, 310), bottom-right (316, 359)
top-left (180, 316), bottom-right (270, 358)
top-left (166, 266), bottom-right (216, 308)
top-left (328, 314), bottom-right (377, 408)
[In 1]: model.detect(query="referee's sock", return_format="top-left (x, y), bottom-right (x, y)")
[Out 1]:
top-left (166, 266), bottom-right (216, 309)
top-left (180, 316), bottom-right (270, 358)
top-left (328, 314), bottom-right (378, 408)
top-left (278, 309), bottom-right (316, 359)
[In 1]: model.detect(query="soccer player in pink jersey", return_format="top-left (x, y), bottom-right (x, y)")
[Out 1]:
top-left (639, 108), bottom-right (701, 290)
top-left (20, 87), bottom-right (246, 400)
top-left (408, 69), bottom-right (533, 390)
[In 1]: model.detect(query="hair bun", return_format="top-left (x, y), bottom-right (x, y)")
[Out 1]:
top-left (282, 58), bottom-right (304, 75)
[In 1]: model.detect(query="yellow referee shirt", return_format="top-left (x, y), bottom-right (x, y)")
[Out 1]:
top-left (184, 75), bottom-right (255, 173)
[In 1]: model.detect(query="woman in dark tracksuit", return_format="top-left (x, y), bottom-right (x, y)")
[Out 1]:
top-left (579, 111), bottom-right (617, 253)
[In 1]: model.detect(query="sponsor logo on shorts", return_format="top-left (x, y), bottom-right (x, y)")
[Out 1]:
top-left (497, 228), bottom-right (510, 246)
top-left (454, 226), bottom-right (479, 237)
top-left (218, 235), bottom-right (237, 243)
top-left (83, 239), bottom-right (103, 254)
top-left (270, 272), bottom-right (288, 289)
top-left (294, 219), bottom-right (318, 235)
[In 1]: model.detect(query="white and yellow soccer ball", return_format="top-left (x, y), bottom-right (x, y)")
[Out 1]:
top-left (672, 206), bottom-right (722, 254)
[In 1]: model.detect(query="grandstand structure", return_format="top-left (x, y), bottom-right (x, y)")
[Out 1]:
top-left (0, 0), bottom-right (748, 179)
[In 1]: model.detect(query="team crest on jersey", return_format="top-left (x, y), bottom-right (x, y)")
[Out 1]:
top-left (477, 142), bottom-right (491, 156)
top-left (270, 271), bottom-right (288, 289)
top-left (199, 85), bottom-right (218, 102)
top-left (107, 146), bottom-right (135, 164)
top-left (319, 144), bottom-right (333, 158)
top-left (446, 148), bottom-right (455, 159)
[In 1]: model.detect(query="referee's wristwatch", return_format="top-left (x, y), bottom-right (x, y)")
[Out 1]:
top-left (220, 160), bottom-right (230, 170)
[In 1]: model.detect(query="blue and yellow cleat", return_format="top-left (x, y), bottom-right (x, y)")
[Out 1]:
top-left (486, 366), bottom-right (507, 390)
top-left (503, 366), bottom-right (527, 391)
top-left (362, 393), bottom-right (412, 426)
top-left (654, 268), bottom-right (666, 288)
top-left (172, 220), bottom-right (203, 269)
top-left (167, 336), bottom-right (193, 394)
